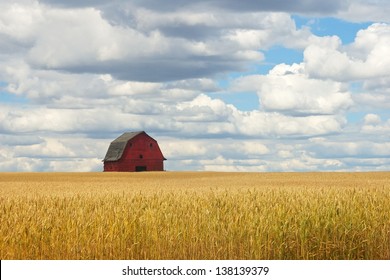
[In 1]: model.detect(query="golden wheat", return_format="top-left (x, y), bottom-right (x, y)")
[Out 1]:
top-left (1, 172), bottom-right (389, 259)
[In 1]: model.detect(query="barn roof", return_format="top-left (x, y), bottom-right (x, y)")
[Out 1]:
top-left (103, 131), bottom-right (144, 162)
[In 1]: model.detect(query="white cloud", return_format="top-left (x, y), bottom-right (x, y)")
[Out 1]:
top-left (312, 141), bottom-right (390, 159)
top-left (362, 116), bottom-right (390, 134)
top-left (0, 1), bottom-right (43, 44)
top-left (338, 0), bottom-right (390, 22)
top-left (176, 94), bottom-right (235, 122)
top-left (354, 93), bottom-right (390, 110)
top-left (233, 110), bottom-right (346, 137)
top-left (239, 142), bottom-right (269, 157)
top-left (0, 133), bottom-right (107, 171)
top-left (198, 150), bottom-right (344, 172)
top-left (27, 6), bottom-right (170, 68)
top-left (233, 63), bottom-right (353, 115)
top-left (364, 114), bottom-right (381, 125)
top-left (14, 138), bottom-right (75, 158)
top-left (8, 3), bottom-right (279, 81)
top-left (2, 60), bottom-right (113, 103)
top-left (124, 0), bottom-right (345, 15)
top-left (2, 1), bottom-right (341, 82)
top-left (0, 104), bottom-right (146, 134)
top-left (305, 23), bottom-right (390, 81)
top-left (108, 81), bottom-right (162, 96)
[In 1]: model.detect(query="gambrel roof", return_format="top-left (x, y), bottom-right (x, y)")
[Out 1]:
top-left (103, 131), bottom-right (144, 162)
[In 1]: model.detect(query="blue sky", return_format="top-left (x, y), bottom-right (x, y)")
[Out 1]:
top-left (293, 16), bottom-right (373, 44)
top-left (1, 0), bottom-right (390, 171)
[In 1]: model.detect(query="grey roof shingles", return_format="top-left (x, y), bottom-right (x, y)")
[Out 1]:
top-left (103, 131), bottom-right (144, 162)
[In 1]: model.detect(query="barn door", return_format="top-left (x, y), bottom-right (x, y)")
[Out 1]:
top-left (135, 166), bottom-right (147, 172)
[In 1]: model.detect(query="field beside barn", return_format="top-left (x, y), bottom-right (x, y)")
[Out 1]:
top-left (1, 172), bottom-right (390, 260)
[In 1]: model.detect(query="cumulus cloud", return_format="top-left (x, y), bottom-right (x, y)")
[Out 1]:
top-left (311, 140), bottom-right (390, 159)
top-left (354, 93), bottom-right (390, 110)
top-left (111, 0), bottom-right (345, 14)
top-left (39, 0), bottom-right (347, 14)
top-left (1, 1), bottom-right (344, 83)
top-left (364, 114), bottom-right (381, 125)
top-left (233, 63), bottom-right (353, 116)
top-left (0, 2), bottom-right (263, 81)
top-left (305, 23), bottom-right (390, 81)
top-left (39, 0), bottom-right (390, 24)
top-left (338, 0), bottom-right (390, 22)
top-left (362, 115), bottom-right (390, 134)
top-left (0, 133), bottom-right (106, 171)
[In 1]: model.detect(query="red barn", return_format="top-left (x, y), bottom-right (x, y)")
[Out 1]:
top-left (103, 131), bottom-right (166, 172)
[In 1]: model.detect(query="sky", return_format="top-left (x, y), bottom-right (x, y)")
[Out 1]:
top-left (1, 0), bottom-right (390, 172)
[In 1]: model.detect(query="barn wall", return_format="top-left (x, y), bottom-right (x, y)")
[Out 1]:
top-left (114, 159), bottom-right (163, 172)
top-left (104, 159), bottom-right (164, 172)
top-left (104, 162), bottom-right (117, 172)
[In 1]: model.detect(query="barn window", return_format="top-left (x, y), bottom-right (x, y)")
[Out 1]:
top-left (129, 143), bottom-right (132, 147)
top-left (139, 154), bottom-right (143, 159)
top-left (150, 143), bottom-right (153, 148)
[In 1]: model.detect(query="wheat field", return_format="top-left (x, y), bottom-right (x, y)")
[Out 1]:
top-left (0, 172), bottom-right (389, 259)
